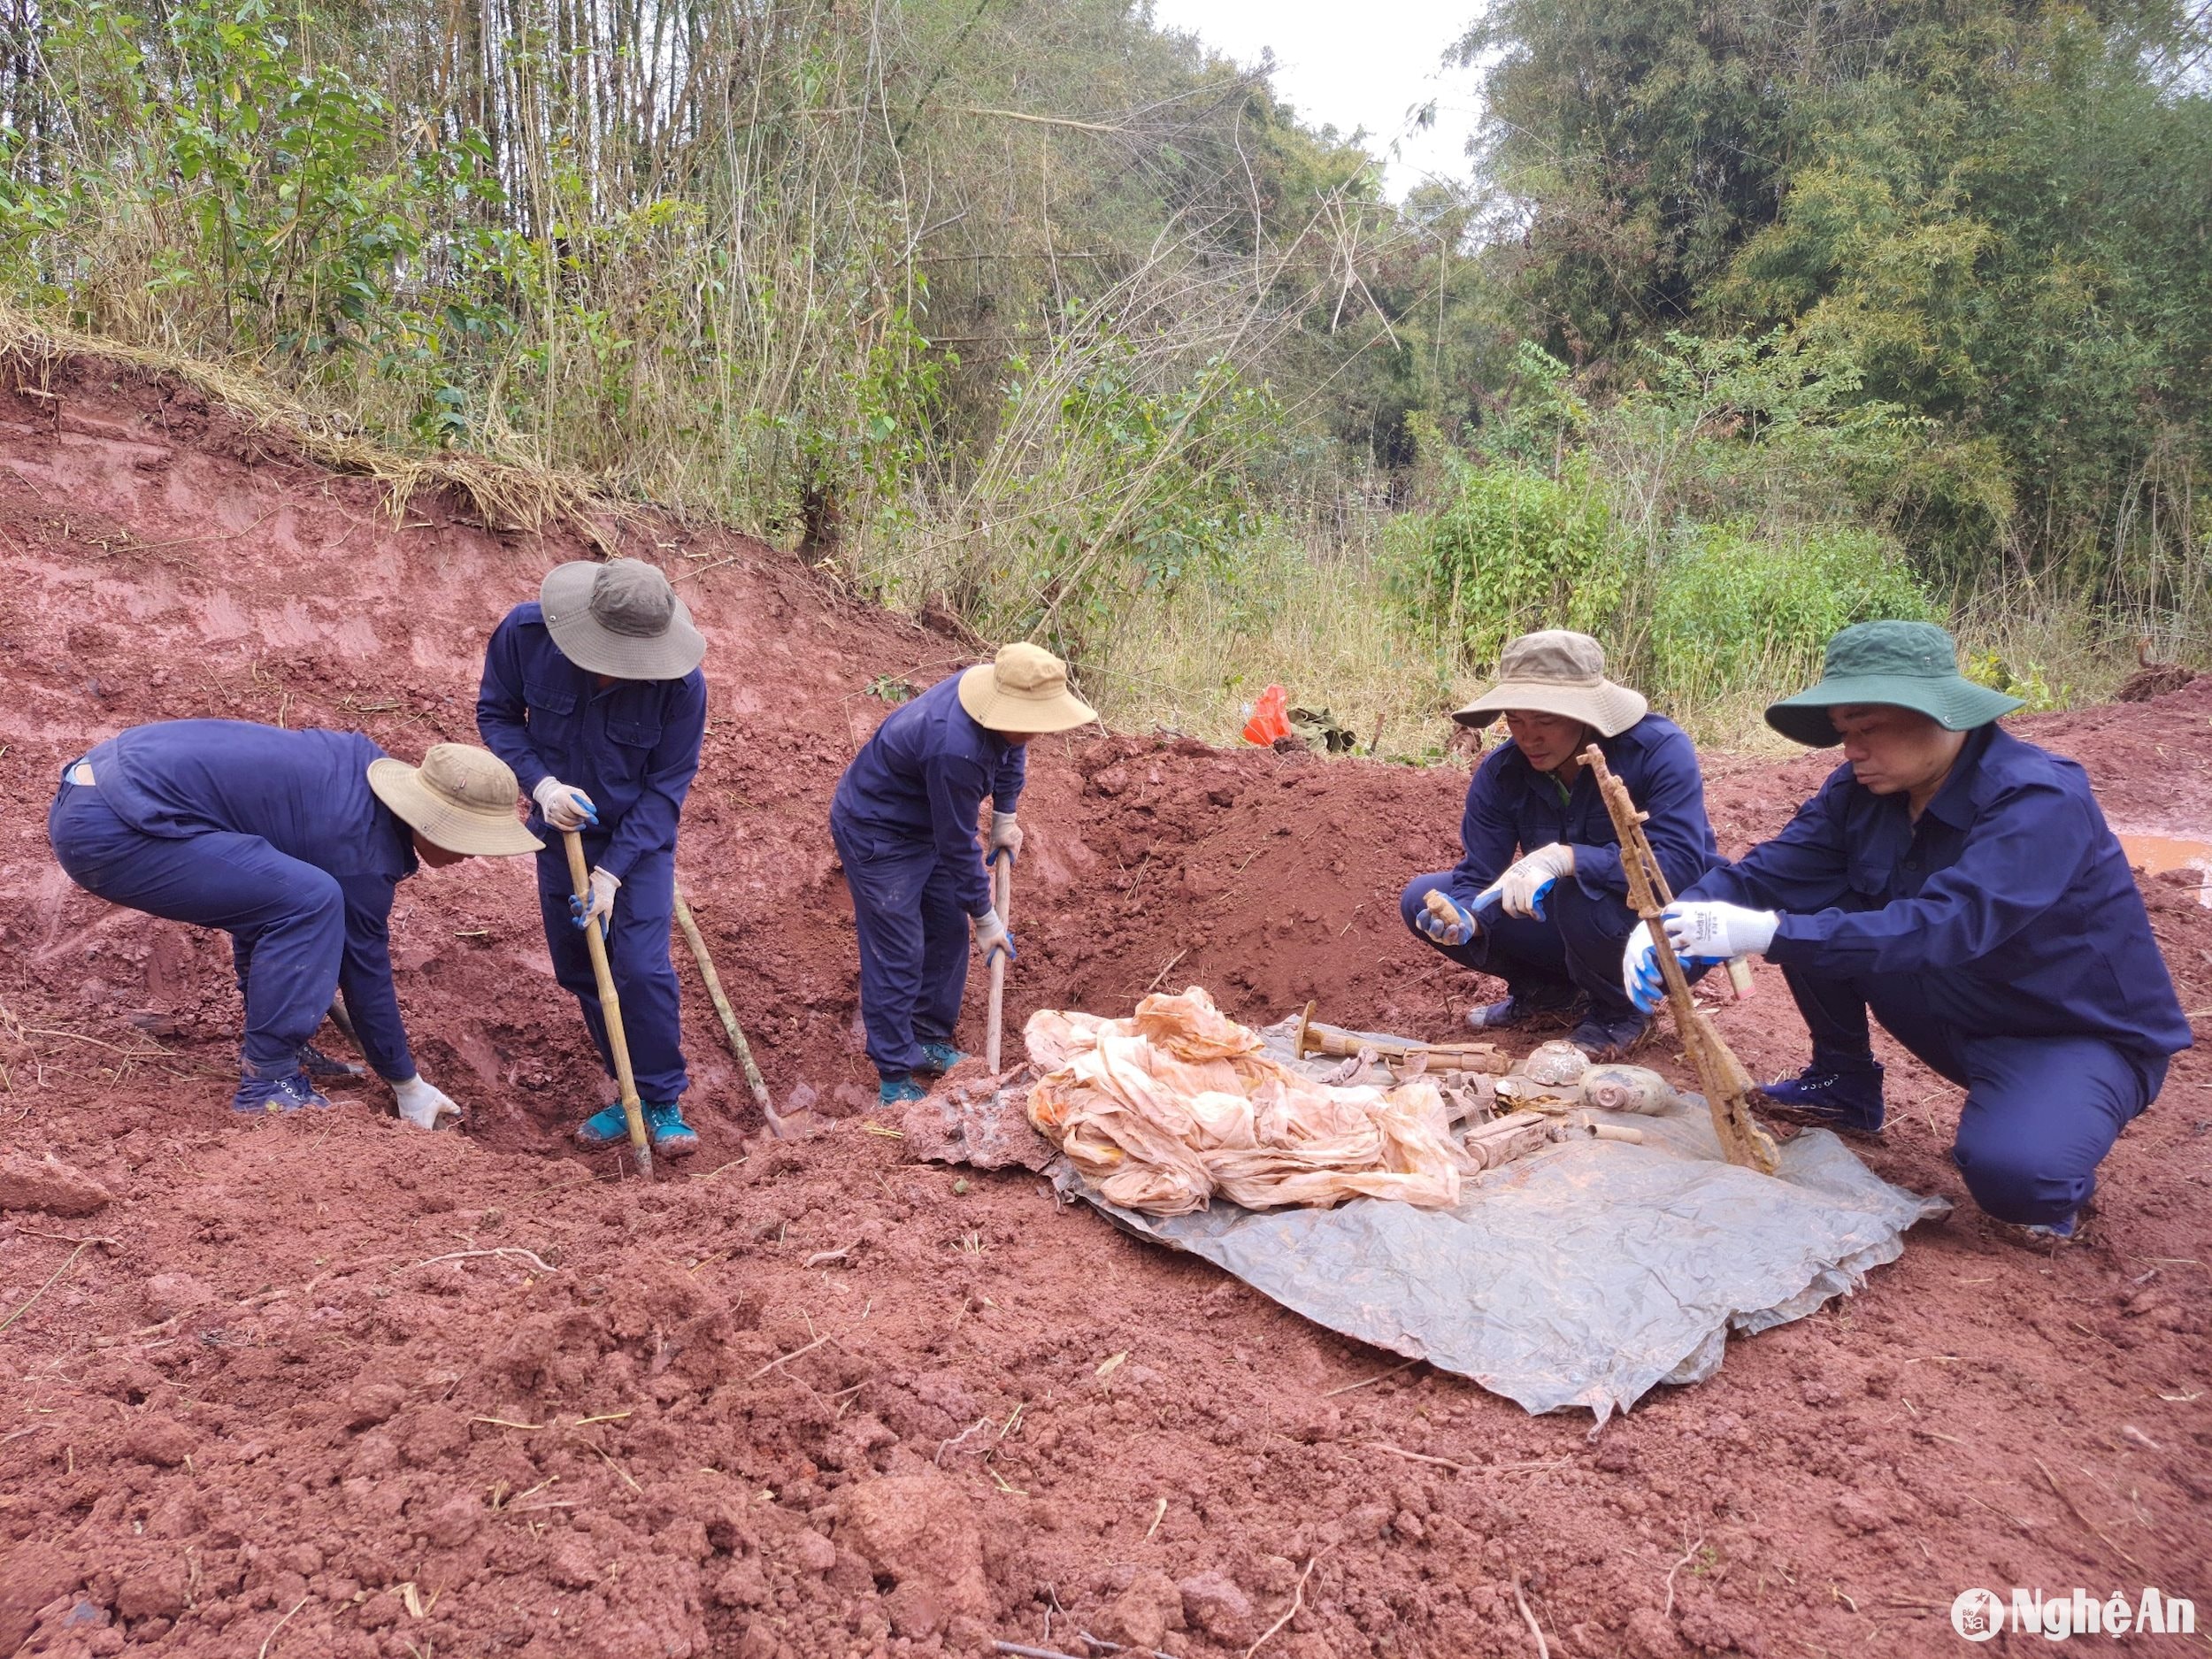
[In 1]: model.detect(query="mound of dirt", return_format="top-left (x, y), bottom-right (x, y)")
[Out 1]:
top-left (1, 351), bottom-right (2207, 1658)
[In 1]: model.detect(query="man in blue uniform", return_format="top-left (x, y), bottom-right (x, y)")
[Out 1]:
top-left (1625, 621), bottom-right (2191, 1237)
top-left (477, 558), bottom-right (709, 1157)
top-left (47, 721), bottom-right (541, 1120)
top-left (1402, 630), bottom-right (1720, 1058)
top-left (832, 643), bottom-right (1094, 1104)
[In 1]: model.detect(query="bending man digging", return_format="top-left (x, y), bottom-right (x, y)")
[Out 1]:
top-left (1627, 621), bottom-right (2191, 1238)
top-left (478, 558), bottom-right (710, 1159)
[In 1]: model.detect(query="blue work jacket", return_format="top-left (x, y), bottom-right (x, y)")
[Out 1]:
top-left (1441, 713), bottom-right (1719, 910)
top-left (831, 673), bottom-right (1025, 918)
top-left (81, 718), bottom-right (420, 1079)
top-left (475, 602), bottom-right (708, 882)
top-left (1687, 724), bottom-right (2191, 1060)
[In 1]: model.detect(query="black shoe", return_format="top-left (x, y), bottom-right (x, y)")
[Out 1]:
top-left (1464, 988), bottom-right (1586, 1033)
top-left (1570, 1011), bottom-right (1647, 1061)
top-left (1759, 1062), bottom-right (1885, 1134)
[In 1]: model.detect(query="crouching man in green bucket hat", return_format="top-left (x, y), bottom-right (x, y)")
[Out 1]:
top-left (1621, 620), bottom-right (2190, 1239)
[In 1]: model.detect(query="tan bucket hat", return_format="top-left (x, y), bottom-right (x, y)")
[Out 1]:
top-left (1451, 629), bottom-right (1649, 737)
top-left (540, 558), bottom-right (707, 680)
top-left (368, 744), bottom-right (543, 856)
top-left (956, 642), bottom-right (1097, 734)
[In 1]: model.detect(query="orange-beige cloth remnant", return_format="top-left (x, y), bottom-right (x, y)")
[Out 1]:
top-left (1024, 987), bottom-right (1470, 1216)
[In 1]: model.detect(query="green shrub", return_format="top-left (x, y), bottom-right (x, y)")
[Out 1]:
top-left (1649, 522), bottom-right (1933, 710)
top-left (1391, 452), bottom-right (1621, 669)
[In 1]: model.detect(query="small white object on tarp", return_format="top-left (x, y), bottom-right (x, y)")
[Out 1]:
top-left (1044, 1013), bottom-right (1949, 1423)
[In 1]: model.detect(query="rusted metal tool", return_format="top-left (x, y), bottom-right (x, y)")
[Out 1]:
top-left (672, 882), bottom-right (791, 1140)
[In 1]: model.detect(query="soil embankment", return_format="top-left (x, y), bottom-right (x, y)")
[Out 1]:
top-left (1, 355), bottom-right (2208, 1658)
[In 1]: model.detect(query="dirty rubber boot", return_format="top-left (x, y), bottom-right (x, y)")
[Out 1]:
top-left (878, 1075), bottom-right (928, 1106)
top-left (1464, 987), bottom-right (1585, 1033)
top-left (575, 1102), bottom-right (632, 1148)
top-left (231, 1070), bottom-right (334, 1114)
top-left (915, 1041), bottom-right (966, 1075)
top-left (1570, 1010), bottom-right (1647, 1061)
top-left (1759, 1060), bottom-right (1885, 1134)
top-left (644, 1102), bottom-right (699, 1158)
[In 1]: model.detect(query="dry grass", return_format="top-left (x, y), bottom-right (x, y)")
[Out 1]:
top-left (0, 303), bottom-right (627, 547)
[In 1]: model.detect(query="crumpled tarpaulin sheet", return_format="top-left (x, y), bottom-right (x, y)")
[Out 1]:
top-left (1024, 988), bottom-right (1470, 1216)
top-left (1046, 1012), bottom-right (1949, 1421)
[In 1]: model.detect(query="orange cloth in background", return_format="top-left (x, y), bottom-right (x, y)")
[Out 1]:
top-left (1025, 987), bottom-right (1469, 1216)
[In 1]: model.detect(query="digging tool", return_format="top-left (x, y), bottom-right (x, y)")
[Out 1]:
top-left (671, 882), bottom-right (791, 1140)
top-left (1294, 1002), bottom-right (1510, 1075)
top-left (985, 852), bottom-right (1014, 1073)
top-left (564, 830), bottom-right (652, 1179)
top-left (1583, 745), bottom-right (1778, 1173)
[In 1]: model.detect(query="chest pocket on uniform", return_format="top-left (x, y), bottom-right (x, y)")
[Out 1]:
top-left (608, 717), bottom-right (662, 753)
top-left (525, 677), bottom-right (579, 749)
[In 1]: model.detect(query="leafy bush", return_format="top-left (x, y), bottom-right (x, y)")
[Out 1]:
top-left (1648, 522), bottom-right (1933, 709)
top-left (1391, 448), bottom-right (1620, 669)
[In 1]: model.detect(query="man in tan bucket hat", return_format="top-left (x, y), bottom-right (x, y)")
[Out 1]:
top-left (478, 557), bottom-right (710, 1157)
top-left (46, 719), bottom-right (538, 1125)
top-left (1398, 629), bottom-right (1721, 1058)
top-left (831, 643), bottom-right (1094, 1104)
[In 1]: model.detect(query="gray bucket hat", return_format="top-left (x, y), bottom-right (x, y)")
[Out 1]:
top-left (1452, 629), bottom-right (1648, 737)
top-left (540, 558), bottom-right (707, 680)
top-left (1766, 620), bottom-right (2022, 747)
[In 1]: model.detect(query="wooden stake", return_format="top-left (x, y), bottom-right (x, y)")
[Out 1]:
top-left (565, 830), bottom-right (652, 1179)
top-left (672, 882), bottom-right (790, 1139)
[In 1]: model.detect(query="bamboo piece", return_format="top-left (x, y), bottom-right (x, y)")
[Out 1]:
top-left (985, 854), bottom-right (1013, 1073)
top-left (1582, 745), bottom-right (1778, 1174)
top-left (672, 882), bottom-right (790, 1140)
top-left (564, 831), bottom-right (652, 1178)
top-left (1294, 1003), bottom-right (1510, 1075)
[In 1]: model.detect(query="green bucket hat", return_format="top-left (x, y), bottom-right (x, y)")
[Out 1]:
top-left (1765, 620), bottom-right (2024, 747)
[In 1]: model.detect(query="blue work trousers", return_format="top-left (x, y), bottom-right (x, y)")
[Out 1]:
top-left (536, 839), bottom-right (687, 1102)
top-left (1399, 871), bottom-right (1657, 1023)
top-left (48, 777), bottom-right (342, 1079)
top-left (832, 817), bottom-right (972, 1079)
top-left (1783, 966), bottom-right (2164, 1225)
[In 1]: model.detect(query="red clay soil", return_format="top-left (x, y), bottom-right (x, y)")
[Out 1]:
top-left (0, 355), bottom-right (2208, 1659)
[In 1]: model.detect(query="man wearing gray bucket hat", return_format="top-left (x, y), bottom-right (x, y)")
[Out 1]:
top-left (478, 558), bottom-right (709, 1156)
top-left (1624, 620), bottom-right (2191, 1239)
top-left (47, 719), bottom-right (540, 1125)
top-left (1400, 629), bottom-right (1721, 1059)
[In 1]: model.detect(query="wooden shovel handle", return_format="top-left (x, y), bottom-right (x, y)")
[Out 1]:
top-left (565, 831), bottom-right (652, 1177)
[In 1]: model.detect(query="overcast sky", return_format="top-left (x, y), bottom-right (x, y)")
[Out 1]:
top-left (1145, 0), bottom-right (1482, 198)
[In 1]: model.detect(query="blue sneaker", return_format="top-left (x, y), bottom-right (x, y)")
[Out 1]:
top-left (1759, 1062), bottom-right (1885, 1134)
top-left (575, 1102), bottom-right (633, 1148)
top-left (1464, 987), bottom-right (1585, 1033)
top-left (1571, 1011), bottom-right (1648, 1061)
top-left (644, 1102), bottom-right (699, 1157)
top-left (232, 1071), bottom-right (334, 1114)
top-left (916, 1041), bottom-right (966, 1075)
top-left (2024, 1214), bottom-right (2077, 1240)
top-left (879, 1075), bottom-right (928, 1106)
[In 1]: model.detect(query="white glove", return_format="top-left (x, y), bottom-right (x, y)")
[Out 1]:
top-left (533, 777), bottom-right (599, 832)
top-left (392, 1073), bottom-right (461, 1130)
top-left (1662, 901), bottom-right (1778, 960)
top-left (1622, 929), bottom-right (1665, 1013)
top-left (988, 811), bottom-right (1023, 864)
top-left (1479, 842), bottom-right (1576, 920)
top-left (973, 908), bottom-right (1016, 964)
top-left (571, 866), bottom-right (620, 933)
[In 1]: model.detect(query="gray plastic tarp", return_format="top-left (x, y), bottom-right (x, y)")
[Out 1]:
top-left (1054, 1099), bottom-right (1949, 1421)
